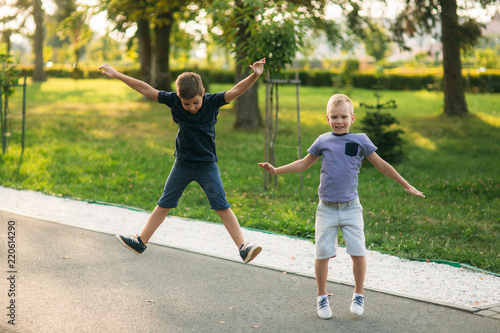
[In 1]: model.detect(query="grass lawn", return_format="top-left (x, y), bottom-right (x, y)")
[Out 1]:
top-left (1, 78), bottom-right (499, 273)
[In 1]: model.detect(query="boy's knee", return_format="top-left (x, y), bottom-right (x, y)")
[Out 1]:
top-left (214, 205), bottom-right (232, 212)
top-left (214, 207), bottom-right (233, 216)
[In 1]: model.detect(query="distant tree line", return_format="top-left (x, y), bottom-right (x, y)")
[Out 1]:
top-left (1, 0), bottom-right (498, 123)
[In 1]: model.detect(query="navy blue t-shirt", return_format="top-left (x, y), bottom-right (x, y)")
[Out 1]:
top-left (158, 91), bottom-right (228, 162)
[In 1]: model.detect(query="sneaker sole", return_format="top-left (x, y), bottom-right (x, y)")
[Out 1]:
top-left (318, 312), bottom-right (332, 319)
top-left (350, 308), bottom-right (364, 316)
top-left (243, 245), bottom-right (262, 263)
top-left (115, 234), bottom-right (142, 255)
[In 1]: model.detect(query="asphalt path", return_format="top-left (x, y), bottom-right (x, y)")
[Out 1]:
top-left (0, 211), bottom-right (497, 333)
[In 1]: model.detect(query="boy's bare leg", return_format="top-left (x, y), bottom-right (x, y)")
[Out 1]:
top-left (215, 208), bottom-right (245, 248)
top-left (140, 205), bottom-right (170, 244)
top-left (315, 258), bottom-right (330, 296)
top-left (351, 255), bottom-right (366, 294)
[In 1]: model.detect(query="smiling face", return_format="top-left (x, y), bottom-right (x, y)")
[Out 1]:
top-left (180, 94), bottom-right (204, 114)
top-left (326, 95), bottom-right (355, 135)
top-left (326, 104), bottom-right (355, 134)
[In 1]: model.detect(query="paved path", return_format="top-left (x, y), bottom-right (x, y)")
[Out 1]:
top-left (0, 211), bottom-right (498, 332)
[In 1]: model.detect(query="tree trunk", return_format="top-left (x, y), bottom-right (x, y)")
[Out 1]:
top-left (440, 0), bottom-right (468, 116)
top-left (137, 18), bottom-right (152, 84)
top-left (232, 0), bottom-right (262, 129)
top-left (2, 30), bottom-right (12, 55)
top-left (152, 12), bottom-right (173, 91)
top-left (32, 0), bottom-right (46, 82)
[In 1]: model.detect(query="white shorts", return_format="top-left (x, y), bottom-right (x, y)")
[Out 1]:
top-left (315, 198), bottom-right (366, 259)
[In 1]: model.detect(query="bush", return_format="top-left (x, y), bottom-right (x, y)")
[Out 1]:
top-left (359, 112), bottom-right (404, 164)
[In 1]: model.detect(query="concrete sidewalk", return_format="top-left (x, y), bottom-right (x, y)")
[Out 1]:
top-left (1, 211), bottom-right (498, 333)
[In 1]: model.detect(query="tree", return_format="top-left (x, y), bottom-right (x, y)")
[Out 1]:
top-left (53, 0), bottom-right (93, 75)
top-left (102, 0), bottom-right (153, 83)
top-left (103, 0), bottom-right (202, 90)
top-left (2, 0), bottom-right (46, 81)
top-left (362, 22), bottom-right (392, 64)
top-left (152, 8), bottom-right (173, 90)
top-left (389, 0), bottom-right (495, 116)
top-left (0, 7), bottom-right (17, 55)
top-left (85, 35), bottom-right (124, 65)
top-left (209, 0), bottom-right (340, 129)
top-left (32, 0), bottom-right (45, 81)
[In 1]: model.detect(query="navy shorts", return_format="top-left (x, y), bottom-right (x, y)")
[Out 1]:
top-left (157, 160), bottom-right (231, 211)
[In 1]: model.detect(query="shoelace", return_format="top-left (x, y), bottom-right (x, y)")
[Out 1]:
top-left (130, 235), bottom-right (144, 246)
top-left (317, 296), bottom-right (330, 309)
top-left (352, 296), bottom-right (364, 306)
top-left (240, 242), bottom-right (251, 253)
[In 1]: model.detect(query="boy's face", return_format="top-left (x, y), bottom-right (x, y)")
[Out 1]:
top-left (326, 103), bottom-right (355, 135)
top-left (180, 92), bottom-right (204, 114)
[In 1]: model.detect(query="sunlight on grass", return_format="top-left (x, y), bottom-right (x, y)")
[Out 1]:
top-left (476, 112), bottom-right (500, 127)
top-left (404, 128), bottom-right (437, 150)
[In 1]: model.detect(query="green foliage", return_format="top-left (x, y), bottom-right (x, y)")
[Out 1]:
top-left (362, 23), bottom-right (392, 63)
top-left (341, 58), bottom-right (360, 91)
top-left (0, 54), bottom-right (20, 155)
top-left (0, 54), bottom-right (19, 97)
top-left (360, 112), bottom-right (404, 164)
top-left (48, 1), bottom-right (93, 69)
top-left (208, 0), bottom-right (328, 78)
top-left (473, 48), bottom-right (500, 69)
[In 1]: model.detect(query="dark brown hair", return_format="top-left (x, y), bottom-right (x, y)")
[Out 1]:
top-left (175, 72), bottom-right (204, 99)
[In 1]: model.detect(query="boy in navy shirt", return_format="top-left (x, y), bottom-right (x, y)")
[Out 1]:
top-left (259, 94), bottom-right (424, 318)
top-left (99, 58), bottom-right (266, 263)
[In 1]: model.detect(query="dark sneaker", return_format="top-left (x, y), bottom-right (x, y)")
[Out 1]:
top-left (350, 295), bottom-right (365, 315)
top-left (317, 296), bottom-right (332, 319)
top-left (116, 234), bottom-right (147, 254)
top-left (239, 243), bottom-right (262, 263)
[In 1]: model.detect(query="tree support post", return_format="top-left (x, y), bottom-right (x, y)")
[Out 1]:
top-left (263, 73), bottom-right (302, 190)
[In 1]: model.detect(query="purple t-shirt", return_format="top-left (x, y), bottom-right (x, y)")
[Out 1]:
top-left (158, 91), bottom-right (228, 163)
top-left (308, 132), bottom-right (377, 202)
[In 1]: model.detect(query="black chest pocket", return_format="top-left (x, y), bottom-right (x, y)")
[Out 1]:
top-left (345, 143), bottom-right (359, 156)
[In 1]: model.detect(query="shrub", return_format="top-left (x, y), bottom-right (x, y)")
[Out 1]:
top-left (359, 111), bottom-right (404, 164)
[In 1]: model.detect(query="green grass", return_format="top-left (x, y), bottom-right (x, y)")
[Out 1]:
top-left (1, 78), bottom-right (499, 273)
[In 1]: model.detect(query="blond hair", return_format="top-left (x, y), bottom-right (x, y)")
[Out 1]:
top-left (327, 94), bottom-right (354, 115)
top-left (175, 72), bottom-right (204, 99)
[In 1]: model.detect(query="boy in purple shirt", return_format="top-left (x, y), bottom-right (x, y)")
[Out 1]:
top-left (99, 58), bottom-right (266, 263)
top-left (259, 94), bottom-right (424, 318)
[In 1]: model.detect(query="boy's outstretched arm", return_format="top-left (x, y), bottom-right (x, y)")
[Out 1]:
top-left (224, 58), bottom-right (266, 103)
top-left (99, 64), bottom-right (159, 101)
top-left (259, 154), bottom-right (319, 175)
top-left (366, 152), bottom-right (425, 197)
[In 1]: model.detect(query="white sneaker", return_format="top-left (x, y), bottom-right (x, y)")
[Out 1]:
top-left (317, 296), bottom-right (332, 319)
top-left (350, 295), bottom-right (364, 315)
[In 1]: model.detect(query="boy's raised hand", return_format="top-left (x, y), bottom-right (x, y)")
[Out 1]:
top-left (258, 162), bottom-right (276, 175)
top-left (99, 64), bottom-right (119, 79)
top-left (249, 58), bottom-right (266, 76)
top-left (405, 185), bottom-right (425, 198)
